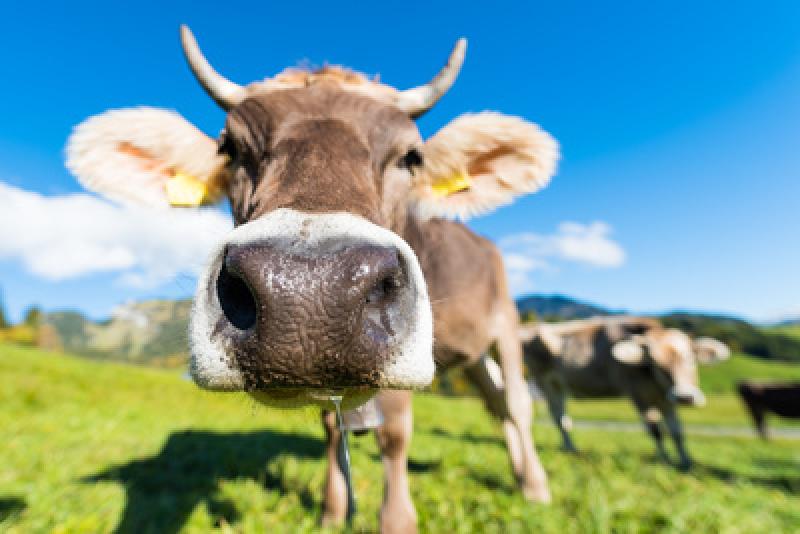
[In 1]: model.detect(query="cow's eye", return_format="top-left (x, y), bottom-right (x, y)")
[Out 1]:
top-left (398, 148), bottom-right (423, 173)
top-left (219, 135), bottom-right (239, 163)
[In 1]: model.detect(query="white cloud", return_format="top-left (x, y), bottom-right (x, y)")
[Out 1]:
top-left (0, 182), bottom-right (232, 288)
top-left (499, 221), bottom-right (626, 294)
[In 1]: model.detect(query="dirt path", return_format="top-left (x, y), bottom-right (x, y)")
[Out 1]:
top-left (534, 419), bottom-right (800, 439)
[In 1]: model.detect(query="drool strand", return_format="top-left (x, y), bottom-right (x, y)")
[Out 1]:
top-left (331, 395), bottom-right (356, 523)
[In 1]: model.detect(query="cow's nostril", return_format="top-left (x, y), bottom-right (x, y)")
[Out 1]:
top-left (366, 273), bottom-right (402, 305)
top-left (216, 262), bottom-right (257, 330)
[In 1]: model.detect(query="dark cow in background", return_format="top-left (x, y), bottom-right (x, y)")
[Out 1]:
top-left (520, 316), bottom-right (729, 470)
top-left (66, 27), bottom-right (558, 532)
top-left (737, 381), bottom-right (800, 439)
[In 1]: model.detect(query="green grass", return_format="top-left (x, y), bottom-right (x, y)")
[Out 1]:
top-left (698, 352), bottom-right (800, 394)
top-left (1, 344), bottom-right (799, 533)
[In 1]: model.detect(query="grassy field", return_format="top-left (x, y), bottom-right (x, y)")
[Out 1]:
top-left (1, 344), bottom-right (798, 533)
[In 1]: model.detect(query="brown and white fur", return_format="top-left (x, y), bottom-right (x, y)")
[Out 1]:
top-left (521, 316), bottom-right (728, 471)
top-left (322, 219), bottom-right (552, 531)
top-left (66, 27), bottom-right (558, 532)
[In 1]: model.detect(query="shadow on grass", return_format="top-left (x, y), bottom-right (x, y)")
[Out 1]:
top-left (694, 462), bottom-right (800, 494)
top-left (85, 429), bottom-right (324, 534)
top-left (408, 457), bottom-right (443, 473)
top-left (429, 427), bottom-right (505, 447)
top-left (752, 455), bottom-right (800, 471)
top-left (0, 496), bottom-right (26, 522)
top-left (467, 470), bottom-right (516, 495)
top-left (367, 452), bottom-right (441, 473)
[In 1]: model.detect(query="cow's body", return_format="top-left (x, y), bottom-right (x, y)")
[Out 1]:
top-left (412, 217), bottom-right (509, 369)
top-left (67, 27), bottom-right (559, 532)
top-left (737, 381), bottom-right (800, 439)
top-left (524, 317), bottom-right (661, 397)
top-left (521, 317), bottom-right (709, 470)
top-left (322, 217), bottom-right (550, 530)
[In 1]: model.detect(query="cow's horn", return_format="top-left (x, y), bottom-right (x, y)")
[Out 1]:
top-left (395, 38), bottom-right (467, 118)
top-left (180, 25), bottom-right (246, 110)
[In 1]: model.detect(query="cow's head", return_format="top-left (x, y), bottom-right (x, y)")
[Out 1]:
top-left (66, 27), bottom-right (558, 408)
top-left (612, 329), bottom-right (707, 407)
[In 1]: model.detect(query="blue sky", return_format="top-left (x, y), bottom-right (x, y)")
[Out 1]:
top-left (1, 1), bottom-right (799, 322)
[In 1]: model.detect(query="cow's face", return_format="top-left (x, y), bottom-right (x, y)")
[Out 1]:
top-left (191, 89), bottom-right (433, 408)
top-left (612, 329), bottom-right (706, 407)
top-left (66, 27), bottom-right (558, 408)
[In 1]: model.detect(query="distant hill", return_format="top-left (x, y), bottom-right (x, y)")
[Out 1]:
top-left (42, 299), bottom-right (191, 366)
top-left (516, 294), bottom-right (618, 321)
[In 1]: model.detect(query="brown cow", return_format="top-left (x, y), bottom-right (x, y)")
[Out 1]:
top-left (324, 220), bottom-right (553, 530)
top-left (521, 317), bottom-right (728, 470)
top-left (66, 27), bottom-right (558, 532)
top-left (737, 381), bottom-right (800, 439)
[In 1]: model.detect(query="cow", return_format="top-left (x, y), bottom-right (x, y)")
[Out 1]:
top-left (737, 381), bottom-right (800, 439)
top-left (520, 316), bottom-right (729, 470)
top-left (65, 26), bottom-right (559, 532)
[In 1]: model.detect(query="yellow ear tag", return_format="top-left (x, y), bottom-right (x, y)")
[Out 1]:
top-left (431, 171), bottom-right (471, 197)
top-left (166, 171), bottom-right (209, 207)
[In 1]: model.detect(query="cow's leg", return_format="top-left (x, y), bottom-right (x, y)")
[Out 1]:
top-left (374, 390), bottom-right (417, 534)
top-left (662, 404), bottom-right (692, 471)
top-left (493, 313), bottom-right (551, 503)
top-left (464, 355), bottom-right (526, 483)
top-left (739, 392), bottom-right (768, 439)
top-left (320, 410), bottom-right (348, 526)
top-left (752, 404), bottom-right (768, 440)
top-left (633, 401), bottom-right (669, 464)
top-left (465, 355), bottom-right (550, 502)
top-left (542, 380), bottom-right (577, 453)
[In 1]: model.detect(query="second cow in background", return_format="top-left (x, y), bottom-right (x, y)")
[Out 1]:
top-left (520, 316), bottom-right (729, 470)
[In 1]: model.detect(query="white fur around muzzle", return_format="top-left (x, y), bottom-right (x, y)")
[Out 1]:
top-left (669, 385), bottom-right (707, 407)
top-left (189, 208), bottom-right (435, 393)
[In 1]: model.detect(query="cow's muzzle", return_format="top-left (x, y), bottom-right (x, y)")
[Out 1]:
top-left (189, 209), bottom-right (434, 407)
top-left (669, 385), bottom-right (706, 407)
top-left (216, 242), bottom-right (408, 387)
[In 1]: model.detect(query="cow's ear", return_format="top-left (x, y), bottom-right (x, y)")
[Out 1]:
top-left (692, 337), bottom-right (731, 364)
top-left (612, 339), bottom-right (647, 365)
top-left (66, 107), bottom-right (229, 208)
top-left (409, 112), bottom-right (558, 220)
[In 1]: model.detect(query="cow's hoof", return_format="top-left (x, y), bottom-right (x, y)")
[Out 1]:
top-left (320, 512), bottom-right (345, 528)
top-left (677, 460), bottom-right (693, 473)
top-left (380, 513), bottom-right (417, 534)
top-left (522, 485), bottom-right (552, 504)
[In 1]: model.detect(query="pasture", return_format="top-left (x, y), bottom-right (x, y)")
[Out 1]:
top-left (1, 343), bottom-right (798, 533)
